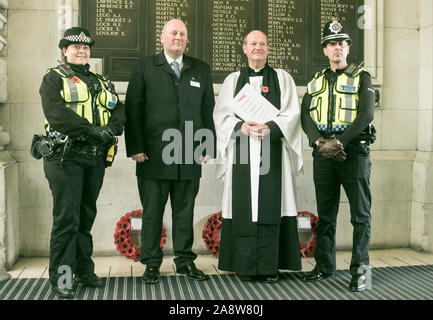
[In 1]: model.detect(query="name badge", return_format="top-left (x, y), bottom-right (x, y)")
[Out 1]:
top-left (190, 80), bottom-right (200, 88)
top-left (339, 85), bottom-right (357, 93)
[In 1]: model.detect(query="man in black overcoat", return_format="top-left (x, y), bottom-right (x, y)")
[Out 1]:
top-left (124, 19), bottom-right (216, 283)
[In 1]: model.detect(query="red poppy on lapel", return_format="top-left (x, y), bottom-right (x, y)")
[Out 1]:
top-left (262, 86), bottom-right (269, 93)
top-left (71, 76), bottom-right (80, 83)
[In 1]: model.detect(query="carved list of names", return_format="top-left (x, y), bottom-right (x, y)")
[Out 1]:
top-left (81, 0), bottom-right (364, 84)
top-left (93, 0), bottom-right (138, 49)
top-left (266, 0), bottom-right (306, 76)
top-left (207, 0), bottom-right (253, 73)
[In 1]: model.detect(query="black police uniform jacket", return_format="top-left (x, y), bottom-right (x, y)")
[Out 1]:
top-left (40, 63), bottom-right (126, 139)
top-left (124, 52), bottom-right (216, 180)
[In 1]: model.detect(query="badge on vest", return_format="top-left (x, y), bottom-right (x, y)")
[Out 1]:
top-left (190, 80), bottom-right (200, 88)
top-left (339, 85), bottom-right (357, 93)
top-left (108, 101), bottom-right (116, 109)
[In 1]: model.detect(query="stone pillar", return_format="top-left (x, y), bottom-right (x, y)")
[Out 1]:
top-left (0, 0), bottom-right (19, 275)
top-left (411, 0), bottom-right (433, 252)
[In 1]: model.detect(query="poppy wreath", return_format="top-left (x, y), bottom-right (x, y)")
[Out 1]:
top-left (202, 211), bottom-right (222, 256)
top-left (114, 209), bottom-right (167, 261)
top-left (298, 211), bottom-right (319, 258)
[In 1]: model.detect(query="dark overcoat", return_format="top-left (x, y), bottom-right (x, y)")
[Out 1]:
top-left (124, 52), bottom-right (216, 180)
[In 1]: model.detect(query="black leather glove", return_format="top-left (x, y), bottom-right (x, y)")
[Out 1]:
top-left (317, 138), bottom-right (347, 162)
top-left (87, 126), bottom-right (115, 146)
top-left (333, 148), bottom-right (347, 162)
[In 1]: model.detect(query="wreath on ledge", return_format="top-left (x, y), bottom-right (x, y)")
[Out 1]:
top-left (202, 211), bottom-right (319, 258)
top-left (202, 211), bottom-right (222, 257)
top-left (297, 211), bottom-right (319, 258)
top-left (114, 209), bottom-right (167, 261)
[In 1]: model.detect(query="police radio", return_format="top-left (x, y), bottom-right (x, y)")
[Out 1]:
top-left (57, 60), bottom-right (75, 78)
top-left (344, 61), bottom-right (364, 78)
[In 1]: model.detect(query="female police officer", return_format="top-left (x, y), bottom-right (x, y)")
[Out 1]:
top-left (38, 27), bottom-right (125, 299)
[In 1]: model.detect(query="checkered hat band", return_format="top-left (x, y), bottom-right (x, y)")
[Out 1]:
top-left (317, 124), bottom-right (350, 132)
top-left (323, 34), bottom-right (350, 43)
top-left (64, 35), bottom-right (91, 43)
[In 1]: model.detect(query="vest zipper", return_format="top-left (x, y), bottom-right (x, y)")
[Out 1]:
top-left (327, 74), bottom-right (336, 133)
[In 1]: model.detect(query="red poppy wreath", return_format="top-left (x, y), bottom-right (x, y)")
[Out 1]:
top-left (114, 209), bottom-right (167, 261)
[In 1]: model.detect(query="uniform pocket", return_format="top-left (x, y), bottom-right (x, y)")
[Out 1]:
top-left (346, 142), bottom-right (370, 156)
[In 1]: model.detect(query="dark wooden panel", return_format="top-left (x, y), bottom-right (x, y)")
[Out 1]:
top-left (79, 0), bottom-right (365, 85)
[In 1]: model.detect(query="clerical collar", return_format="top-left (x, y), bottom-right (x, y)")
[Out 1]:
top-left (248, 66), bottom-right (265, 77)
top-left (164, 51), bottom-right (183, 70)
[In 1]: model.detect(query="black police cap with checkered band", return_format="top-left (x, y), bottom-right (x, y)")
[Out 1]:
top-left (58, 27), bottom-right (95, 49)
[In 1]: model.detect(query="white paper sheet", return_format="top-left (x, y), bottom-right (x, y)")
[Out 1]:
top-left (232, 83), bottom-right (279, 123)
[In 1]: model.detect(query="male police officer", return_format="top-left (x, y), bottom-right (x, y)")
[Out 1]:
top-left (301, 20), bottom-right (375, 292)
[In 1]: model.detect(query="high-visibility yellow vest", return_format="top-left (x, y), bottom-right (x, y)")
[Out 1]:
top-left (307, 67), bottom-right (365, 133)
top-left (45, 66), bottom-right (118, 135)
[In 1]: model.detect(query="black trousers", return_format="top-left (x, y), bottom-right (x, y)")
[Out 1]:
top-left (43, 154), bottom-right (105, 286)
top-left (137, 177), bottom-right (200, 268)
top-left (312, 142), bottom-right (371, 275)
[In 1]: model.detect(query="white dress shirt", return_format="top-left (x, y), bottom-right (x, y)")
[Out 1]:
top-left (164, 51), bottom-right (183, 71)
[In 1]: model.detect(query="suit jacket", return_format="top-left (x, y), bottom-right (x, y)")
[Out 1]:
top-left (124, 52), bottom-right (216, 180)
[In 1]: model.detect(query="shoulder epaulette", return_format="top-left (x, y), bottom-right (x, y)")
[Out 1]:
top-left (53, 64), bottom-right (76, 78)
top-left (313, 68), bottom-right (329, 79)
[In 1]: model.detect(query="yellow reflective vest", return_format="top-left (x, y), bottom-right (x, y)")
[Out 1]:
top-left (307, 67), bottom-right (365, 133)
top-left (45, 66), bottom-right (118, 135)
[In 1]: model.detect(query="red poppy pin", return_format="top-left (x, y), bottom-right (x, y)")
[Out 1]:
top-left (71, 76), bottom-right (80, 83)
top-left (262, 86), bottom-right (269, 93)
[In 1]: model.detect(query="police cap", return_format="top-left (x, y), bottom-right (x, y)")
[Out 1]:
top-left (322, 20), bottom-right (351, 47)
top-left (58, 27), bottom-right (95, 49)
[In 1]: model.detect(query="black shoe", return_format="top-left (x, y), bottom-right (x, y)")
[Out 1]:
top-left (74, 272), bottom-right (104, 288)
top-left (52, 286), bottom-right (76, 299)
top-left (349, 274), bottom-right (367, 292)
top-left (302, 267), bottom-right (333, 282)
top-left (238, 275), bottom-right (255, 282)
top-left (176, 263), bottom-right (209, 281)
top-left (142, 266), bottom-right (160, 284)
top-left (265, 274), bottom-right (279, 283)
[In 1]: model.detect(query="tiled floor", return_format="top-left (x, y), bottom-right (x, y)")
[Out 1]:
top-left (5, 248), bottom-right (433, 279)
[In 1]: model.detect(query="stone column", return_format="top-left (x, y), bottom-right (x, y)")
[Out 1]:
top-left (411, 0), bottom-right (433, 252)
top-left (0, 0), bottom-right (14, 282)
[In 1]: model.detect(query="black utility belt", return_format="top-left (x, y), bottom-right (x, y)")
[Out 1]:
top-left (68, 143), bottom-right (107, 157)
top-left (317, 132), bottom-right (371, 145)
top-left (319, 131), bottom-right (344, 139)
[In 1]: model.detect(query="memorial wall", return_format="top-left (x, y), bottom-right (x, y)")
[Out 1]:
top-left (81, 0), bottom-right (364, 84)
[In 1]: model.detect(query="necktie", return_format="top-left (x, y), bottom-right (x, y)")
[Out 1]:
top-left (171, 61), bottom-right (181, 79)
